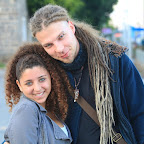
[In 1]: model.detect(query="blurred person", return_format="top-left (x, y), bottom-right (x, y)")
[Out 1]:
top-left (3, 43), bottom-right (73, 144)
top-left (141, 39), bottom-right (144, 50)
top-left (132, 41), bottom-right (138, 58)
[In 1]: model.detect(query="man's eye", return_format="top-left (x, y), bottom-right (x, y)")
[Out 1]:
top-left (39, 78), bottom-right (45, 82)
top-left (59, 33), bottom-right (65, 39)
top-left (44, 44), bottom-right (52, 48)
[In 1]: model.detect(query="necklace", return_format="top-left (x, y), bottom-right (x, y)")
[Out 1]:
top-left (73, 66), bottom-right (84, 102)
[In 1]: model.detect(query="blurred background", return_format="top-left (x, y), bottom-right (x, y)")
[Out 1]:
top-left (0, 0), bottom-right (144, 141)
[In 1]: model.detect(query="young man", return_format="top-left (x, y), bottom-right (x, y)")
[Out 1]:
top-left (29, 4), bottom-right (144, 144)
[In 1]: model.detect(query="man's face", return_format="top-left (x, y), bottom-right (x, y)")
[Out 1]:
top-left (35, 21), bottom-right (80, 63)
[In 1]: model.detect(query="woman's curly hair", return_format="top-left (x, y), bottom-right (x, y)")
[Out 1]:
top-left (5, 42), bottom-right (73, 121)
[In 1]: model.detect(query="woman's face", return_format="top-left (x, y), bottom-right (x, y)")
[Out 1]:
top-left (16, 66), bottom-right (51, 108)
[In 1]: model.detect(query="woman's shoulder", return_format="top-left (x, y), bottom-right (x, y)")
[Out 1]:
top-left (4, 97), bottom-right (42, 143)
top-left (12, 96), bottom-right (39, 117)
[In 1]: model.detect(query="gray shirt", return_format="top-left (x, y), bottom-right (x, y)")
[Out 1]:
top-left (4, 96), bottom-right (72, 144)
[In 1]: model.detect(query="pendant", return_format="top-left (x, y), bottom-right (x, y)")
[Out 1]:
top-left (74, 88), bottom-right (79, 102)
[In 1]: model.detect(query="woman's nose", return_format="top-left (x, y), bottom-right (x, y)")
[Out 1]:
top-left (34, 83), bottom-right (41, 92)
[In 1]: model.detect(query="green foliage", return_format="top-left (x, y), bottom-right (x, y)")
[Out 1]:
top-left (27, 0), bottom-right (54, 18)
top-left (26, 0), bottom-right (118, 29)
top-left (54, 0), bottom-right (84, 17)
top-left (0, 63), bottom-right (5, 68)
top-left (75, 0), bottom-right (118, 29)
top-left (26, 0), bottom-right (84, 18)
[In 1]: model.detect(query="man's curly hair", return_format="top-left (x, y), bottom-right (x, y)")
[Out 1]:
top-left (5, 42), bottom-right (73, 121)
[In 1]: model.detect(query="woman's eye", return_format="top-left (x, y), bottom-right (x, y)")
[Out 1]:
top-left (25, 82), bottom-right (32, 86)
top-left (39, 78), bottom-right (45, 82)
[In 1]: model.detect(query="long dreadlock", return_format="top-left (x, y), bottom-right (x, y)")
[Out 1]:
top-left (75, 21), bottom-right (114, 143)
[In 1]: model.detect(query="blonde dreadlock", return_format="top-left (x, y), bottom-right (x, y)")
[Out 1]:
top-left (75, 21), bottom-right (115, 144)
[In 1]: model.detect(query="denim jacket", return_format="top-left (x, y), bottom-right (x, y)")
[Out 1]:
top-left (4, 96), bottom-right (72, 144)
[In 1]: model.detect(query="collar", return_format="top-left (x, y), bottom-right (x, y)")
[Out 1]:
top-left (21, 95), bottom-right (47, 113)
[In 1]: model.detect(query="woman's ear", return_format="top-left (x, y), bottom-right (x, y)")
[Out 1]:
top-left (16, 80), bottom-right (22, 92)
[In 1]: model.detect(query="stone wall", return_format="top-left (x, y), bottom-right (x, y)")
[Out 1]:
top-left (0, 0), bottom-right (31, 62)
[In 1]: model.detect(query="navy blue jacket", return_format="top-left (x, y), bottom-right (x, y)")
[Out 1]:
top-left (65, 53), bottom-right (144, 144)
top-left (110, 54), bottom-right (144, 144)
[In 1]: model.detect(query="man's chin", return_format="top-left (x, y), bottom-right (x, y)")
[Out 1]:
top-left (59, 58), bottom-right (74, 64)
top-left (62, 59), bottom-right (74, 64)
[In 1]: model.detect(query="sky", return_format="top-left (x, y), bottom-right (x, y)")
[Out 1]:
top-left (110, 0), bottom-right (144, 29)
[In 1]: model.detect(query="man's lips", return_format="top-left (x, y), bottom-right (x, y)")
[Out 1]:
top-left (61, 51), bottom-right (69, 58)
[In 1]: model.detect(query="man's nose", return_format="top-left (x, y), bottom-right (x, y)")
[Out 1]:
top-left (54, 41), bottom-right (64, 53)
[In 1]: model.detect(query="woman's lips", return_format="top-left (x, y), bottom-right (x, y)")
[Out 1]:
top-left (34, 91), bottom-right (44, 98)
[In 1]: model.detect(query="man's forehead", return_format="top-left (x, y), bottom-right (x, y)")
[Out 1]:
top-left (36, 21), bottom-right (70, 44)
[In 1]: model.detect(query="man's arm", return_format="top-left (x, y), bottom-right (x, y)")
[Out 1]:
top-left (120, 54), bottom-right (144, 143)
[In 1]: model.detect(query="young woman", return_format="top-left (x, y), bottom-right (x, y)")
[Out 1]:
top-left (4, 43), bottom-right (73, 144)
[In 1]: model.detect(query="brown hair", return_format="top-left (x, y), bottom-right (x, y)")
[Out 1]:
top-left (16, 54), bottom-right (47, 81)
top-left (5, 42), bottom-right (73, 120)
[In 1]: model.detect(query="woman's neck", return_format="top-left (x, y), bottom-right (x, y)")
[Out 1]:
top-left (47, 111), bottom-right (64, 128)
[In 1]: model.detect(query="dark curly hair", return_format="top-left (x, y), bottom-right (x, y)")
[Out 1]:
top-left (5, 42), bottom-right (73, 121)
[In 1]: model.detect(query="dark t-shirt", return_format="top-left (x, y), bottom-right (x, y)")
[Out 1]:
top-left (77, 110), bottom-right (100, 144)
top-left (72, 62), bottom-right (100, 144)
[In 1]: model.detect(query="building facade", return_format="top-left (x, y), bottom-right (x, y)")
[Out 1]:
top-left (0, 0), bottom-right (31, 62)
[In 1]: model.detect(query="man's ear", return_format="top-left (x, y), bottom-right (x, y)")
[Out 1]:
top-left (68, 21), bottom-right (75, 34)
top-left (16, 80), bottom-right (22, 92)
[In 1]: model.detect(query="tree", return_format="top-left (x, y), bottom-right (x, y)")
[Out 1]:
top-left (26, 0), bottom-right (117, 29)
top-left (26, 0), bottom-right (84, 18)
top-left (75, 0), bottom-right (118, 29)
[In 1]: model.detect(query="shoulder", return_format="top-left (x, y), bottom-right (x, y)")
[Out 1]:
top-left (109, 52), bottom-right (131, 65)
top-left (6, 97), bottom-right (40, 134)
top-left (109, 52), bottom-right (135, 77)
top-left (99, 39), bottom-right (128, 58)
top-left (11, 97), bottom-right (39, 119)
top-left (4, 97), bottom-right (41, 143)
top-left (14, 96), bottom-right (37, 109)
